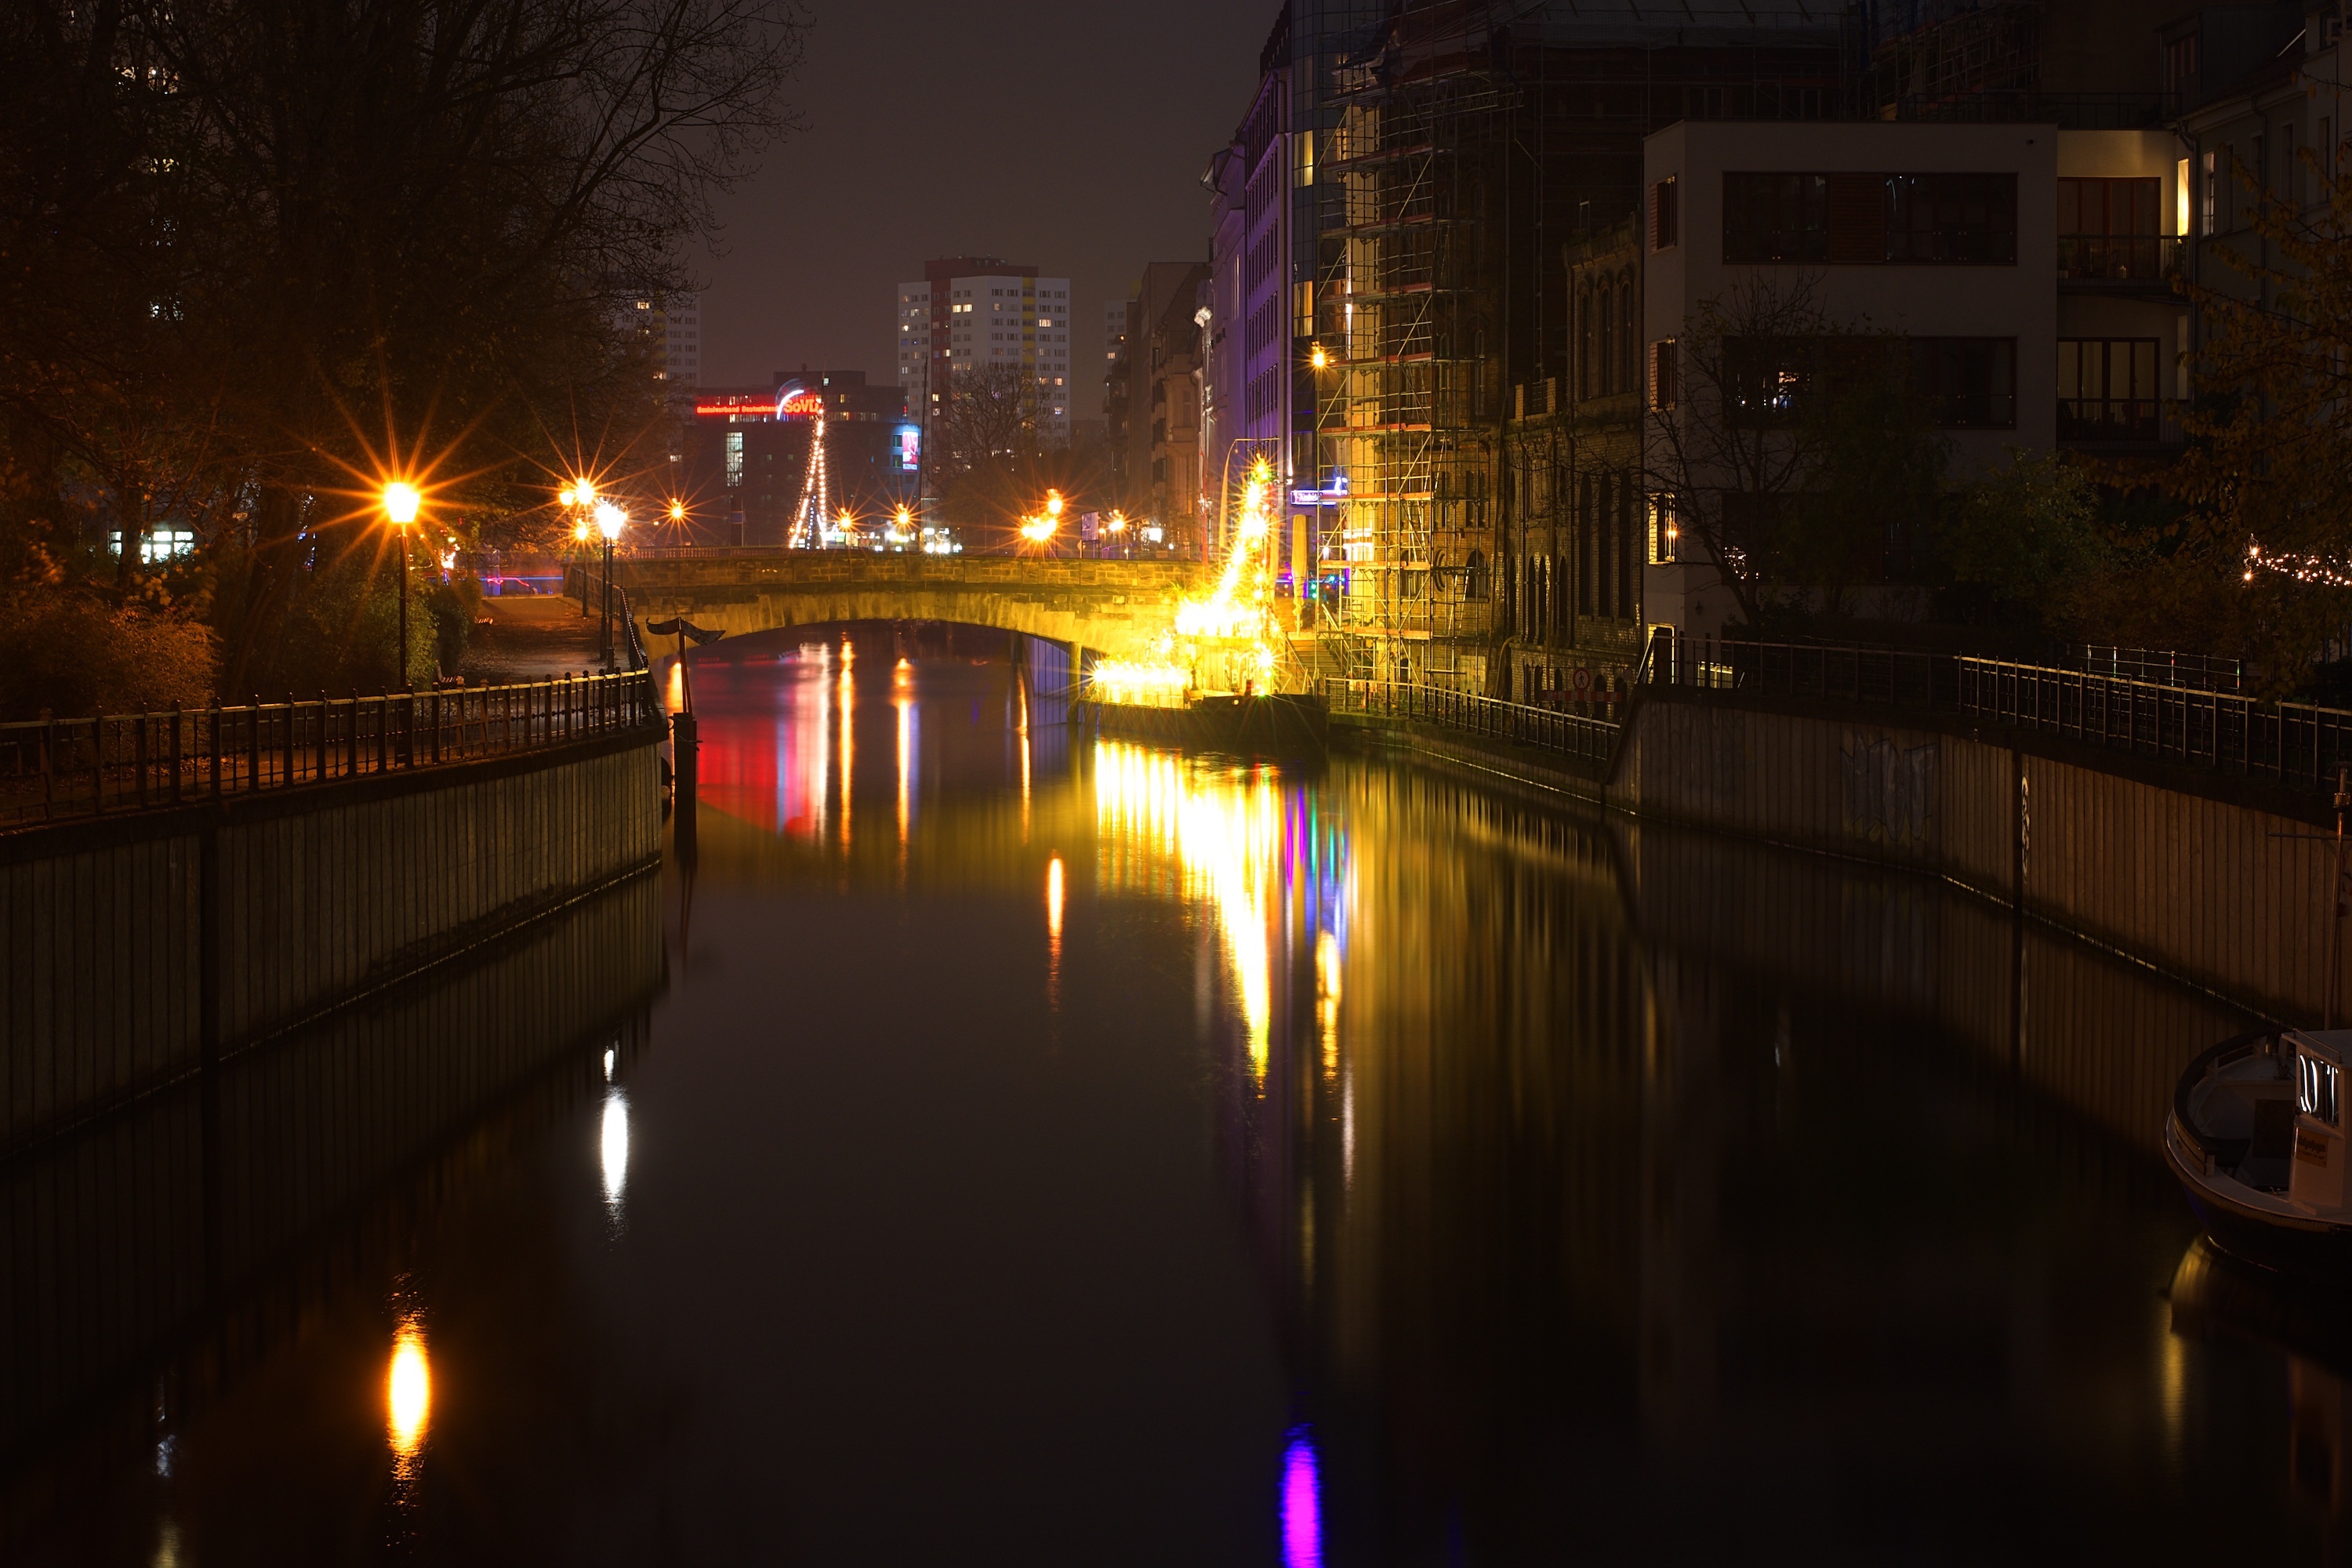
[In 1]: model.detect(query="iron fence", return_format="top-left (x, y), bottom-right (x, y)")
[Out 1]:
top-left (0, 670), bottom-right (659, 829)
top-left (1328, 679), bottom-right (1619, 765)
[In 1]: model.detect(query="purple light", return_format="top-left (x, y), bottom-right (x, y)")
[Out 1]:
top-left (1281, 1426), bottom-right (1322, 1568)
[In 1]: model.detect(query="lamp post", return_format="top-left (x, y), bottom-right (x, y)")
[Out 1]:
top-left (383, 482), bottom-right (421, 686)
top-left (594, 500), bottom-right (625, 670)
top-left (562, 481), bottom-right (596, 614)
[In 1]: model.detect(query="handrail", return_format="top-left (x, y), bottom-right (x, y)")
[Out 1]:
top-left (1640, 630), bottom-right (2352, 792)
top-left (0, 670), bottom-right (661, 830)
top-left (1327, 677), bottom-right (1618, 764)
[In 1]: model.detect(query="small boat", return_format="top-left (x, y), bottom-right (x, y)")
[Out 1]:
top-left (2166, 1027), bottom-right (2352, 1274)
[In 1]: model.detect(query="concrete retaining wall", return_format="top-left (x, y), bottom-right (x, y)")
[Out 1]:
top-left (0, 729), bottom-right (662, 1151)
top-left (1614, 695), bottom-right (2343, 1022)
top-left (1341, 692), bottom-right (2347, 1025)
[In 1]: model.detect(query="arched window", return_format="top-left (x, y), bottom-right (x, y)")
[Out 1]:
top-left (1599, 284), bottom-right (1615, 397)
top-left (1465, 549), bottom-right (1488, 601)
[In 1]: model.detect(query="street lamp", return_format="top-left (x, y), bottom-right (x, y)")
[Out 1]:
top-left (594, 499), bottom-right (625, 669)
top-left (383, 481), bottom-right (421, 686)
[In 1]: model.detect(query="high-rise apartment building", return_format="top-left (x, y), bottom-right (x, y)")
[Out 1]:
top-left (895, 258), bottom-right (1074, 480)
top-left (616, 291), bottom-right (701, 392)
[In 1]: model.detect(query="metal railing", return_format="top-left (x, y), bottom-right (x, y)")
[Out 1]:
top-left (2070, 645), bottom-right (2243, 694)
top-left (1327, 678), bottom-right (1620, 765)
top-left (1639, 633), bottom-right (2352, 793)
top-left (567, 565), bottom-right (651, 670)
top-left (1639, 634), bottom-right (1944, 710)
top-left (0, 670), bottom-right (659, 829)
top-left (2056, 233), bottom-right (2180, 283)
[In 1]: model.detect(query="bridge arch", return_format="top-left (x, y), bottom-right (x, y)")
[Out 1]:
top-left (619, 554), bottom-right (1207, 670)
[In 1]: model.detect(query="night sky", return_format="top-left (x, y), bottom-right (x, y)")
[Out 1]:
top-left (694, 0), bottom-right (1272, 401)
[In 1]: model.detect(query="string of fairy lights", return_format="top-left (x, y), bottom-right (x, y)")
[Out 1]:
top-left (789, 414), bottom-right (829, 550)
top-left (1092, 456), bottom-right (1283, 704)
top-left (2246, 542), bottom-right (2352, 589)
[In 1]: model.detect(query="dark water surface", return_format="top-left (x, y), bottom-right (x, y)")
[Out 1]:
top-left (9, 630), bottom-right (2347, 1563)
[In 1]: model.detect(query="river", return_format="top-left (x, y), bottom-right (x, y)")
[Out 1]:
top-left (7, 627), bottom-right (2343, 1563)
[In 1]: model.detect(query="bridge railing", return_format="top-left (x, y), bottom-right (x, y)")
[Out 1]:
top-left (0, 670), bottom-right (659, 829)
top-left (1327, 679), bottom-right (1620, 764)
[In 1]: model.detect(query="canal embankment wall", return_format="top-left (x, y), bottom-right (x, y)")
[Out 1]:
top-left (1338, 690), bottom-right (2347, 1026)
top-left (0, 728), bottom-right (662, 1154)
top-left (0, 867), bottom-right (663, 1526)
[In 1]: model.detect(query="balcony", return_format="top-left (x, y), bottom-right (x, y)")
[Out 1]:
top-left (2058, 397), bottom-right (2164, 445)
top-left (2056, 234), bottom-right (2180, 288)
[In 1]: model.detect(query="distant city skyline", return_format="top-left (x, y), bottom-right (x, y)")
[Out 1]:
top-left (691, 0), bottom-right (1267, 392)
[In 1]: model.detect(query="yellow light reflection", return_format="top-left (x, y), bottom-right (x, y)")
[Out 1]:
top-left (1316, 929), bottom-right (1342, 1081)
top-left (1047, 855), bottom-right (1065, 942)
top-left (1093, 743), bottom-right (1276, 1082)
top-left (387, 1316), bottom-right (431, 1465)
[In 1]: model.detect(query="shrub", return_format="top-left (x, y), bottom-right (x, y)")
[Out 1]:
top-left (0, 590), bottom-right (220, 720)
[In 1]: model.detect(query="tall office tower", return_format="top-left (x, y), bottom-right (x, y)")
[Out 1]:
top-left (895, 258), bottom-right (1075, 481)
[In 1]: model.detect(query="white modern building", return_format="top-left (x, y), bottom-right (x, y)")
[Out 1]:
top-left (895, 258), bottom-right (1073, 452)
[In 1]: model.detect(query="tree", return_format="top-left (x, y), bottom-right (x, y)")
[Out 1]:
top-left (0, 0), bottom-right (807, 702)
top-left (1646, 273), bottom-right (1948, 631)
top-left (1936, 448), bottom-right (2108, 629)
top-left (934, 362), bottom-right (1046, 544)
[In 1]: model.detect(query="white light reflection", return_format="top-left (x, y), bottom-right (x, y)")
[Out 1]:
top-left (601, 1088), bottom-right (631, 1221)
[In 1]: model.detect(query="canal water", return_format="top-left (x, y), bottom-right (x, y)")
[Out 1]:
top-left (8, 630), bottom-right (2345, 1562)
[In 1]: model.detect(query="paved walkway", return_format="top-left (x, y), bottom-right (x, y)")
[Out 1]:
top-left (460, 594), bottom-right (610, 683)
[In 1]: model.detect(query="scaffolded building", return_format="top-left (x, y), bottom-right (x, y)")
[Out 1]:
top-left (1262, 0), bottom-right (1846, 691)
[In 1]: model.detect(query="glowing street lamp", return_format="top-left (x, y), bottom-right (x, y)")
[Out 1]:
top-left (383, 482), bottom-right (422, 686)
top-left (668, 499), bottom-right (686, 524)
top-left (560, 480), bottom-right (598, 614)
top-left (1018, 488), bottom-right (1067, 548)
top-left (1309, 344), bottom-right (1330, 371)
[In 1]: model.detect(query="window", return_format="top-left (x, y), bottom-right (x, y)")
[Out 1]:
top-left (1725, 336), bottom-right (1821, 421)
top-left (1884, 173), bottom-right (2016, 263)
top-left (1729, 172), bottom-right (2016, 264)
top-left (2058, 177), bottom-right (2165, 278)
top-left (1651, 176), bottom-right (1679, 250)
top-left (2057, 338), bottom-right (2160, 440)
top-left (1649, 339), bottom-right (1678, 410)
top-left (1647, 495), bottom-right (1679, 564)
top-left (2201, 150), bottom-right (2216, 235)
top-left (724, 430), bottom-right (744, 488)
top-left (1910, 337), bottom-right (2015, 427)
top-left (2302, 1049), bottom-right (2340, 1127)
top-left (2164, 33), bottom-right (2199, 100)
top-left (1724, 173), bottom-right (1828, 263)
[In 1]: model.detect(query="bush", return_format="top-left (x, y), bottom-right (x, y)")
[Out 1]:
top-left (240, 554), bottom-right (438, 700)
top-left (426, 575), bottom-right (485, 674)
top-left (0, 590), bottom-right (220, 720)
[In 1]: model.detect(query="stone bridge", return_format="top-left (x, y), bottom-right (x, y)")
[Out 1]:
top-left (615, 552), bottom-right (1206, 665)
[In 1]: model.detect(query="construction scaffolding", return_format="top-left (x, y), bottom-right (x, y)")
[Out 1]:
top-left (1291, 2), bottom-right (1849, 693)
top-left (1320, 66), bottom-right (1508, 688)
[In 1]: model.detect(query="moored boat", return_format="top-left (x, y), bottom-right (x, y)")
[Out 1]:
top-left (2166, 1027), bottom-right (2352, 1274)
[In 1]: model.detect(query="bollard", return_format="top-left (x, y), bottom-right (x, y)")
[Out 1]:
top-left (671, 707), bottom-right (699, 851)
